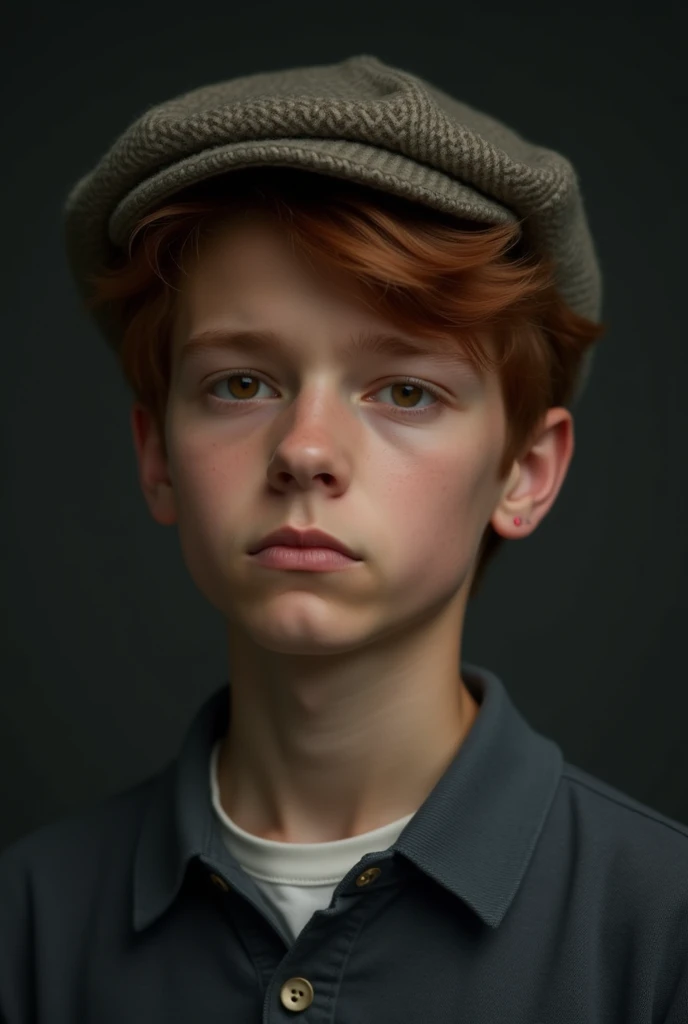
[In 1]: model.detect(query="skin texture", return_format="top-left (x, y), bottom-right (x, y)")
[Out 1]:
top-left (131, 210), bottom-right (574, 844)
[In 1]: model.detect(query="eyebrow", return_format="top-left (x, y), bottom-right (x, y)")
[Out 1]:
top-left (179, 327), bottom-right (479, 371)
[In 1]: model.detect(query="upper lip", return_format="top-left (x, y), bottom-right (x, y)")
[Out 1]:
top-left (248, 526), bottom-right (361, 559)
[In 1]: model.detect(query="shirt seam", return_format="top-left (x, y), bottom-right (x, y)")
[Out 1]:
top-left (561, 769), bottom-right (688, 839)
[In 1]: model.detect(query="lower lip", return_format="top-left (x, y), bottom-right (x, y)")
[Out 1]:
top-left (249, 545), bottom-right (361, 571)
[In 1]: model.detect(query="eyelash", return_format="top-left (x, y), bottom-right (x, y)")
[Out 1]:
top-left (203, 371), bottom-right (445, 417)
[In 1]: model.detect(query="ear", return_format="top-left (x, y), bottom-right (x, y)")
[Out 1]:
top-left (130, 402), bottom-right (178, 526)
top-left (490, 408), bottom-right (575, 539)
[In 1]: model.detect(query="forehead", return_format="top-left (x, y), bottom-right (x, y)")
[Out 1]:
top-left (185, 210), bottom-right (363, 309)
top-left (171, 209), bottom-right (502, 392)
top-left (173, 211), bottom-right (390, 348)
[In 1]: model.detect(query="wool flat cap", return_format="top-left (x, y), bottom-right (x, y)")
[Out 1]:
top-left (63, 53), bottom-right (603, 404)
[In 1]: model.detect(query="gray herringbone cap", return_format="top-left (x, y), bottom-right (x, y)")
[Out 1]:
top-left (63, 53), bottom-right (603, 405)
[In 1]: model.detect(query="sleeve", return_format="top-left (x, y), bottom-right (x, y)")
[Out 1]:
top-left (0, 840), bottom-right (35, 1024)
top-left (661, 958), bottom-right (688, 1024)
top-left (657, 885), bottom-right (688, 1024)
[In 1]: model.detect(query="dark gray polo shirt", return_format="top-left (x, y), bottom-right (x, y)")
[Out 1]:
top-left (1, 662), bottom-right (687, 1023)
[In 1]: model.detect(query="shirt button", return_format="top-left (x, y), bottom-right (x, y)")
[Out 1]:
top-left (209, 872), bottom-right (229, 891)
top-left (279, 977), bottom-right (314, 1012)
top-left (355, 866), bottom-right (382, 886)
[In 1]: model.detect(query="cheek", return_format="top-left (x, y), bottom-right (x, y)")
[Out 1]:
top-left (166, 434), bottom-right (262, 605)
top-left (377, 448), bottom-right (487, 582)
top-left (167, 429), bottom-right (258, 534)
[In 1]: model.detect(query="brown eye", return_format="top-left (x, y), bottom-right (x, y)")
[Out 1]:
top-left (389, 382), bottom-right (424, 408)
top-left (227, 374), bottom-right (261, 399)
top-left (206, 374), bottom-right (440, 415)
top-left (377, 381), bottom-right (439, 412)
top-left (209, 374), bottom-right (271, 402)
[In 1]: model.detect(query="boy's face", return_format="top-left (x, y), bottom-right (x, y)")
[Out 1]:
top-left (145, 211), bottom-right (513, 655)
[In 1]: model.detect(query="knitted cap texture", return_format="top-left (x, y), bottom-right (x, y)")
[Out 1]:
top-left (63, 53), bottom-right (603, 404)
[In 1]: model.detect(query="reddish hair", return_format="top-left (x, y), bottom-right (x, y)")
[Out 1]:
top-left (84, 167), bottom-right (606, 598)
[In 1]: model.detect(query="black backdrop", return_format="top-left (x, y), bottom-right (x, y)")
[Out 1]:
top-left (2, 6), bottom-right (686, 852)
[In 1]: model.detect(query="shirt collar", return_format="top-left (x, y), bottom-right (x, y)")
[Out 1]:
top-left (132, 663), bottom-right (563, 932)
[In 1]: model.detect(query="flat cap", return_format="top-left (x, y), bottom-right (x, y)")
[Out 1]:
top-left (63, 53), bottom-right (603, 404)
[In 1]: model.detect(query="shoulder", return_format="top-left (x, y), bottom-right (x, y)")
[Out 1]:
top-left (557, 762), bottom-right (688, 927)
top-left (560, 760), bottom-right (688, 851)
top-left (0, 773), bottom-right (160, 887)
top-left (0, 775), bottom-right (163, 1023)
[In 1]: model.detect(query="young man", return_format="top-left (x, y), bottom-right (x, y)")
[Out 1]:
top-left (1, 55), bottom-right (686, 1023)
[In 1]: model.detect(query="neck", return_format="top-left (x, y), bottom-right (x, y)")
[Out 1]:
top-left (215, 610), bottom-right (481, 844)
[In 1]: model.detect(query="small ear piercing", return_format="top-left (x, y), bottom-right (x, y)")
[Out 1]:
top-left (513, 516), bottom-right (532, 526)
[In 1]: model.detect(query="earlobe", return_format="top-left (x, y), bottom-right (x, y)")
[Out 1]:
top-left (491, 506), bottom-right (535, 539)
top-left (491, 407), bottom-right (574, 540)
top-left (490, 463), bottom-right (535, 538)
top-left (130, 403), bottom-right (178, 527)
top-left (141, 479), bottom-right (178, 527)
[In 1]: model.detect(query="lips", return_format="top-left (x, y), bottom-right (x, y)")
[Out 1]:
top-left (248, 525), bottom-right (361, 560)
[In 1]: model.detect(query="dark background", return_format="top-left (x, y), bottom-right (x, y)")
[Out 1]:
top-left (2, 7), bottom-right (686, 853)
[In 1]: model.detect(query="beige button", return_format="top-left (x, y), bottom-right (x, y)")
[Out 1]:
top-left (209, 872), bottom-right (229, 891)
top-left (279, 977), bottom-right (314, 1012)
top-left (355, 866), bottom-right (382, 887)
